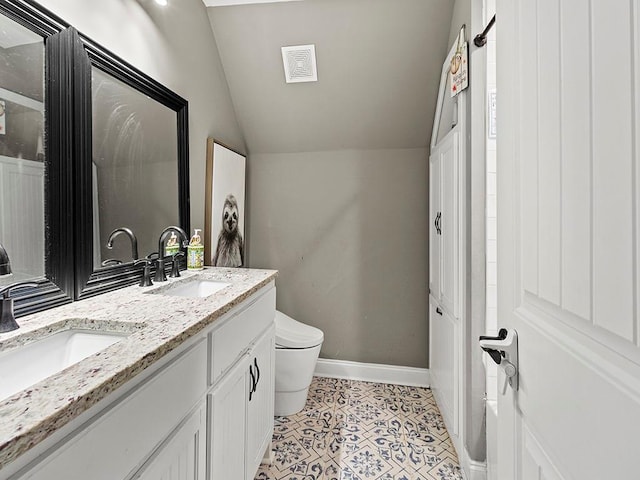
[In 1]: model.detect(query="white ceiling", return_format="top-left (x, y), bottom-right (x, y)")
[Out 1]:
top-left (207, 0), bottom-right (454, 154)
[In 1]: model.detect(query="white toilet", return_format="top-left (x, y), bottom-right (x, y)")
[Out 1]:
top-left (274, 310), bottom-right (324, 416)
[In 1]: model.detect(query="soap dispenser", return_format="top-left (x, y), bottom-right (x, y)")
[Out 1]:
top-left (187, 229), bottom-right (204, 270)
top-left (164, 231), bottom-right (179, 257)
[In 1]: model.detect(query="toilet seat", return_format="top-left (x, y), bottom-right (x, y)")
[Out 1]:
top-left (275, 310), bottom-right (324, 349)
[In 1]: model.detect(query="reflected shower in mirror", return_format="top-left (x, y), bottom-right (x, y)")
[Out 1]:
top-left (91, 67), bottom-right (179, 269)
top-left (0, 14), bottom-right (45, 287)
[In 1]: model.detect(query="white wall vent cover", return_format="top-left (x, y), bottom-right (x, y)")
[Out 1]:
top-left (281, 44), bottom-right (318, 83)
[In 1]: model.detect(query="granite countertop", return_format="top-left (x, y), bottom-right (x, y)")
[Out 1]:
top-left (0, 267), bottom-right (277, 471)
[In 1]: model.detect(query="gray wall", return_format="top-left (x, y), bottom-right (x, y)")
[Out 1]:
top-left (448, 0), bottom-right (472, 47)
top-left (38, 0), bottom-right (246, 232)
top-left (210, 0), bottom-right (454, 368)
top-left (247, 148), bottom-right (429, 368)
top-left (208, 0), bottom-right (452, 154)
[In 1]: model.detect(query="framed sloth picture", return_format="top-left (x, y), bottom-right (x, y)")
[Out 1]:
top-left (204, 138), bottom-right (246, 267)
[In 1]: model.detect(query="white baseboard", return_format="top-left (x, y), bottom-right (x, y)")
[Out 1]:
top-left (314, 358), bottom-right (430, 388)
top-left (261, 441), bottom-right (274, 465)
top-left (460, 451), bottom-right (487, 480)
top-left (430, 384), bottom-right (487, 480)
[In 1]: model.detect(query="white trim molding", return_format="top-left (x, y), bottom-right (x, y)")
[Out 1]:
top-left (460, 451), bottom-right (487, 480)
top-left (314, 358), bottom-right (430, 388)
top-left (204, 0), bottom-right (302, 6)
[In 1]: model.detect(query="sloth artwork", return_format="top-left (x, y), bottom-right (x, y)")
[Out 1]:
top-left (212, 194), bottom-right (244, 267)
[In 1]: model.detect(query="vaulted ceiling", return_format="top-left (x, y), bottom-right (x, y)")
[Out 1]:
top-left (207, 0), bottom-right (454, 154)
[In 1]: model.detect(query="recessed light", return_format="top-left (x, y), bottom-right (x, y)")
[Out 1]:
top-left (155, 0), bottom-right (168, 5)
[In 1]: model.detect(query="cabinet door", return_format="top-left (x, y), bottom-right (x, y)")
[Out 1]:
top-left (208, 355), bottom-right (249, 480)
top-left (428, 299), bottom-right (459, 439)
top-left (245, 324), bottom-right (275, 479)
top-left (438, 130), bottom-right (460, 317)
top-left (429, 151), bottom-right (441, 301)
top-left (135, 401), bottom-right (207, 480)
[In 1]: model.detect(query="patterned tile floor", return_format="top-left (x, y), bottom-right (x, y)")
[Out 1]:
top-left (255, 377), bottom-right (464, 480)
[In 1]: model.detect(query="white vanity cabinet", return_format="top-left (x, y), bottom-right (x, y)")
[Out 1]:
top-left (208, 287), bottom-right (276, 480)
top-left (11, 338), bottom-right (210, 480)
top-left (6, 281), bottom-right (276, 480)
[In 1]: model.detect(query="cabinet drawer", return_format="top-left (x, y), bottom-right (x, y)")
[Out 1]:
top-left (19, 339), bottom-right (208, 480)
top-left (209, 286), bottom-right (275, 385)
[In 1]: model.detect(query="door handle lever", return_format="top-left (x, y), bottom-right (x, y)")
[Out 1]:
top-left (478, 328), bottom-right (508, 365)
top-left (479, 328), bottom-right (519, 392)
top-left (482, 347), bottom-right (503, 365)
top-left (479, 328), bottom-right (508, 344)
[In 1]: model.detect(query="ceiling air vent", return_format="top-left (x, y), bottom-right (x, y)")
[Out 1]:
top-left (281, 44), bottom-right (318, 83)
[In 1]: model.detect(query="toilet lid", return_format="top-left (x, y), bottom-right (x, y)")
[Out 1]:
top-left (274, 310), bottom-right (324, 348)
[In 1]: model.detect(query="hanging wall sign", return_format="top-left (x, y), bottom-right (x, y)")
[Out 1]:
top-left (450, 26), bottom-right (468, 97)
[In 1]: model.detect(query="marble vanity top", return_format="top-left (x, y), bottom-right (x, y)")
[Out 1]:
top-left (0, 267), bottom-right (277, 471)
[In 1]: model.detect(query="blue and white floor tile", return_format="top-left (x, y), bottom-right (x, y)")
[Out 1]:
top-left (255, 377), bottom-right (464, 480)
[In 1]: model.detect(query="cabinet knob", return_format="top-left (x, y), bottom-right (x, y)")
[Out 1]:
top-left (436, 307), bottom-right (443, 316)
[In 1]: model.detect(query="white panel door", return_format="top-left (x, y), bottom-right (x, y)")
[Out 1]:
top-left (496, 0), bottom-right (640, 478)
top-left (438, 130), bottom-right (460, 318)
top-left (429, 129), bottom-right (460, 317)
top-left (429, 299), bottom-right (459, 439)
top-left (0, 156), bottom-right (44, 278)
top-left (209, 354), bottom-right (248, 480)
top-left (429, 150), bottom-right (441, 301)
top-left (245, 324), bottom-right (275, 480)
top-left (135, 402), bottom-right (207, 480)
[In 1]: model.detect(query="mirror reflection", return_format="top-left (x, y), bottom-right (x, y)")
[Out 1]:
top-left (91, 67), bottom-right (179, 269)
top-left (0, 14), bottom-right (45, 287)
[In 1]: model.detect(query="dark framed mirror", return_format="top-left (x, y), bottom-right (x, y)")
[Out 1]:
top-left (1, 0), bottom-right (190, 315)
top-left (73, 31), bottom-right (189, 299)
top-left (0, 0), bottom-right (73, 316)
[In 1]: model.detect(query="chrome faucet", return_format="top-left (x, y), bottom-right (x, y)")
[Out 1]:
top-left (154, 226), bottom-right (188, 282)
top-left (106, 227), bottom-right (139, 261)
top-left (0, 242), bottom-right (11, 276)
top-left (0, 282), bottom-right (39, 333)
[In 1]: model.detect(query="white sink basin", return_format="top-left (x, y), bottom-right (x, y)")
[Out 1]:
top-left (0, 329), bottom-right (127, 402)
top-left (161, 280), bottom-right (230, 298)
